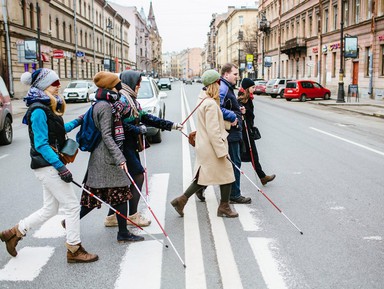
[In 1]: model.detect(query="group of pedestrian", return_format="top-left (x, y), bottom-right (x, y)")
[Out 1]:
top-left (0, 63), bottom-right (274, 263)
top-left (171, 63), bottom-right (275, 217)
top-left (0, 68), bottom-right (182, 263)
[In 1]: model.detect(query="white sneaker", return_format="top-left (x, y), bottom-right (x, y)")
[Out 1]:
top-left (127, 212), bottom-right (151, 227)
top-left (104, 214), bottom-right (118, 227)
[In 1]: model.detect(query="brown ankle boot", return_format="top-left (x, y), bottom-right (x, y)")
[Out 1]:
top-left (0, 225), bottom-right (24, 257)
top-left (66, 243), bottom-right (99, 263)
top-left (170, 195), bottom-right (188, 217)
top-left (260, 174), bottom-right (276, 185)
top-left (217, 201), bottom-right (239, 218)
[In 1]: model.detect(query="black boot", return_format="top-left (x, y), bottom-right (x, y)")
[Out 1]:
top-left (117, 231), bottom-right (144, 243)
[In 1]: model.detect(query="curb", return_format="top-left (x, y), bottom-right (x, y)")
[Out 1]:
top-left (315, 102), bottom-right (384, 119)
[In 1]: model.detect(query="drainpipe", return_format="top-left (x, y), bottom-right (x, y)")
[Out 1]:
top-left (92, 0), bottom-right (96, 74)
top-left (102, 2), bottom-right (107, 67)
top-left (277, 0), bottom-right (281, 78)
top-left (121, 19), bottom-right (125, 71)
top-left (368, 0), bottom-right (375, 98)
top-left (1, 0), bottom-right (14, 96)
top-left (74, 0), bottom-right (78, 79)
top-left (317, 0), bottom-right (323, 84)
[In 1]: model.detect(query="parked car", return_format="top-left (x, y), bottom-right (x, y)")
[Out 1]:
top-left (158, 78), bottom-right (172, 90)
top-left (184, 78), bottom-right (193, 85)
top-left (63, 80), bottom-right (95, 103)
top-left (284, 80), bottom-right (331, 102)
top-left (137, 76), bottom-right (167, 143)
top-left (254, 80), bottom-right (267, 95)
top-left (265, 78), bottom-right (293, 98)
top-left (0, 76), bottom-right (13, 145)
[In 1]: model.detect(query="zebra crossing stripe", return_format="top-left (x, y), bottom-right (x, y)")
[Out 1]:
top-left (114, 240), bottom-right (163, 289)
top-left (33, 215), bottom-right (66, 239)
top-left (0, 246), bottom-right (55, 281)
top-left (248, 238), bottom-right (288, 289)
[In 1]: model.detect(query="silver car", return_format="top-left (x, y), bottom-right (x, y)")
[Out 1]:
top-left (265, 78), bottom-right (293, 98)
top-left (0, 76), bottom-right (13, 145)
top-left (137, 76), bottom-right (167, 143)
top-left (63, 80), bottom-right (96, 103)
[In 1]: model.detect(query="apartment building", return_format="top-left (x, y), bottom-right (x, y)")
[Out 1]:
top-left (0, 0), bottom-right (162, 97)
top-left (259, 0), bottom-right (384, 99)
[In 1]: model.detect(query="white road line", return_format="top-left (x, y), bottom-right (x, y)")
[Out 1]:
top-left (139, 173), bottom-right (169, 235)
top-left (114, 240), bottom-right (163, 289)
top-left (0, 246), bottom-right (55, 281)
top-left (310, 127), bottom-right (384, 156)
top-left (0, 154), bottom-right (8, 160)
top-left (205, 187), bottom-right (243, 289)
top-left (234, 205), bottom-right (262, 231)
top-left (248, 238), bottom-right (288, 289)
top-left (182, 85), bottom-right (207, 289)
top-left (33, 215), bottom-right (66, 238)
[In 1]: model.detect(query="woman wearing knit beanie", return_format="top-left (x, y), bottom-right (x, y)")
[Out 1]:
top-left (170, 69), bottom-right (238, 218)
top-left (0, 68), bottom-right (98, 263)
top-left (103, 70), bottom-right (183, 228)
top-left (238, 78), bottom-right (276, 186)
top-left (78, 71), bottom-right (144, 243)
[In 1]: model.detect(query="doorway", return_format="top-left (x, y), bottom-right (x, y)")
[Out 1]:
top-left (352, 62), bottom-right (359, 85)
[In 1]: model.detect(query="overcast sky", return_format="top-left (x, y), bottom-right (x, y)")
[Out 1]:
top-left (108, 0), bottom-right (258, 53)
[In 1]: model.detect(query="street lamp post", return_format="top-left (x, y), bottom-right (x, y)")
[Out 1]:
top-left (259, 13), bottom-right (270, 80)
top-left (337, 0), bottom-right (346, 103)
top-left (107, 19), bottom-right (113, 72)
top-left (238, 30), bottom-right (243, 85)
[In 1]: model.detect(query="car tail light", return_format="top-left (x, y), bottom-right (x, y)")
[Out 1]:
top-left (274, 85), bottom-right (278, 88)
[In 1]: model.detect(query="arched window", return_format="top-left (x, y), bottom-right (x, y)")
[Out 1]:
top-left (55, 18), bottom-right (59, 39)
top-left (78, 0), bottom-right (81, 15)
top-left (69, 24), bottom-right (72, 43)
top-left (89, 34), bottom-right (92, 49)
top-left (29, 3), bottom-right (34, 29)
top-left (80, 30), bottom-right (83, 46)
top-left (96, 11), bottom-right (98, 25)
top-left (84, 32), bottom-right (87, 47)
top-left (88, 5), bottom-right (91, 19)
top-left (21, 0), bottom-right (27, 26)
top-left (63, 22), bottom-right (66, 41)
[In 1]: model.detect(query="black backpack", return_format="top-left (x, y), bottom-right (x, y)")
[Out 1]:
top-left (76, 103), bottom-right (101, 152)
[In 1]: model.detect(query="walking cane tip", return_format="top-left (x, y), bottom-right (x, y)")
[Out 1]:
top-left (165, 245), bottom-right (169, 248)
top-left (300, 231), bottom-right (304, 235)
top-left (183, 264), bottom-right (187, 269)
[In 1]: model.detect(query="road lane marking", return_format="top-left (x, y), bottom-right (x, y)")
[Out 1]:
top-left (310, 127), bottom-right (384, 156)
top-left (206, 187), bottom-right (243, 289)
top-left (33, 215), bottom-right (66, 238)
top-left (138, 173), bottom-right (169, 235)
top-left (181, 86), bottom-right (207, 289)
top-left (248, 238), bottom-right (288, 289)
top-left (114, 240), bottom-right (163, 289)
top-left (0, 246), bottom-right (54, 281)
top-left (363, 236), bottom-right (382, 241)
top-left (0, 154), bottom-right (9, 160)
top-left (234, 205), bottom-right (262, 231)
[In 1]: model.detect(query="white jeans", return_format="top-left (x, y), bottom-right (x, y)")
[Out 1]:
top-left (18, 166), bottom-right (81, 245)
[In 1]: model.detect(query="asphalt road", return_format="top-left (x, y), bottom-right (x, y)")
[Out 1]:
top-left (0, 81), bottom-right (383, 289)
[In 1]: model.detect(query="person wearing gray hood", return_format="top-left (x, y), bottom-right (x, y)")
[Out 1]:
top-left (103, 70), bottom-right (183, 227)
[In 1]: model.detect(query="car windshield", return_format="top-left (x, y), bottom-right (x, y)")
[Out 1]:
top-left (159, 78), bottom-right (169, 83)
top-left (68, 82), bottom-right (87, 88)
top-left (267, 79), bottom-right (276, 85)
top-left (286, 82), bottom-right (297, 88)
top-left (137, 80), bottom-right (153, 99)
top-left (256, 81), bottom-right (267, 85)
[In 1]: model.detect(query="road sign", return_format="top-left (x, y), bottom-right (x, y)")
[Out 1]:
top-left (246, 54), bottom-right (254, 62)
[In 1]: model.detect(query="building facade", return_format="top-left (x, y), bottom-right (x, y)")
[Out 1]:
top-left (258, 0), bottom-right (384, 99)
top-left (0, 0), bottom-right (161, 98)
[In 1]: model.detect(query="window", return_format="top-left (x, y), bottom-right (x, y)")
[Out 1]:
top-left (308, 55), bottom-right (312, 77)
top-left (332, 52), bottom-right (336, 77)
top-left (355, 0), bottom-right (361, 24)
top-left (239, 16), bottom-right (243, 26)
top-left (55, 18), bottom-right (59, 39)
top-left (22, 0), bottom-right (26, 26)
top-left (315, 54), bottom-right (319, 77)
top-left (29, 3), bottom-right (34, 29)
top-left (333, 4), bottom-right (338, 30)
top-left (324, 9), bottom-right (329, 33)
top-left (69, 24), bottom-right (72, 43)
top-left (381, 45), bottom-right (384, 75)
top-left (366, 47), bottom-right (371, 76)
top-left (63, 22), bottom-right (66, 41)
top-left (309, 16), bottom-right (312, 37)
top-left (345, 1), bottom-right (349, 26)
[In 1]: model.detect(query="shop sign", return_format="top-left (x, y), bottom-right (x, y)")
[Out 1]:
top-left (53, 50), bottom-right (65, 59)
top-left (312, 47), bottom-right (318, 53)
top-left (378, 35), bottom-right (384, 41)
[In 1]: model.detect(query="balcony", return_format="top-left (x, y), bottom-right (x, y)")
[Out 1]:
top-left (281, 38), bottom-right (307, 56)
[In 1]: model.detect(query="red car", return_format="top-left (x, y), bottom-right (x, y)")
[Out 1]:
top-left (254, 80), bottom-right (267, 95)
top-left (284, 80), bottom-right (331, 102)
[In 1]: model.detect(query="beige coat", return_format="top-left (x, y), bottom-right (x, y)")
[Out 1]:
top-left (193, 91), bottom-right (235, 186)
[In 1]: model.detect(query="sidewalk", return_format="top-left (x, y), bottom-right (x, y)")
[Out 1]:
top-left (311, 97), bottom-right (384, 119)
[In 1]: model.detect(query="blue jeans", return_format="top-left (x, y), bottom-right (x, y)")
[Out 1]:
top-left (228, 141), bottom-right (242, 199)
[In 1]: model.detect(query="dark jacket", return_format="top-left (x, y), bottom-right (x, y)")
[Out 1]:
top-left (26, 102), bottom-right (66, 169)
top-left (219, 77), bottom-right (242, 142)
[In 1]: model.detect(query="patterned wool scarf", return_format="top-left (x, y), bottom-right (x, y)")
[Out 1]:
top-left (95, 88), bottom-right (125, 149)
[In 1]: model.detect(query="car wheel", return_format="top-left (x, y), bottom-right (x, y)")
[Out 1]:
top-left (0, 117), bottom-right (13, 145)
top-left (323, 93), bottom-right (330, 100)
top-left (151, 129), bottom-right (162, 143)
top-left (280, 90), bottom-right (285, 98)
top-left (286, 98), bottom-right (292, 101)
top-left (169, 86), bottom-right (172, 90)
top-left (299, 94), bottom-right (307, 102)
top-left (270, 94), bottom-right (277, 98)
top-left (85, 93), bottom-right (90, 103)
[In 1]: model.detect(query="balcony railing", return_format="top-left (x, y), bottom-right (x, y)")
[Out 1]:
top-left (281, 37), bottom-right (307, 56)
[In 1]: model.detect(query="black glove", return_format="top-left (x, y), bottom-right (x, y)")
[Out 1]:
top-left (76, 114), bottom-right (84, 125)
top-left (57, 166), bottom-right (73, 183)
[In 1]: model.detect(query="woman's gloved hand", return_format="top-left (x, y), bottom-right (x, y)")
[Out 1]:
top-left (172, 123), bottom-right (183, 131)
top-left (57, 166), bottom-right (73, 183)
